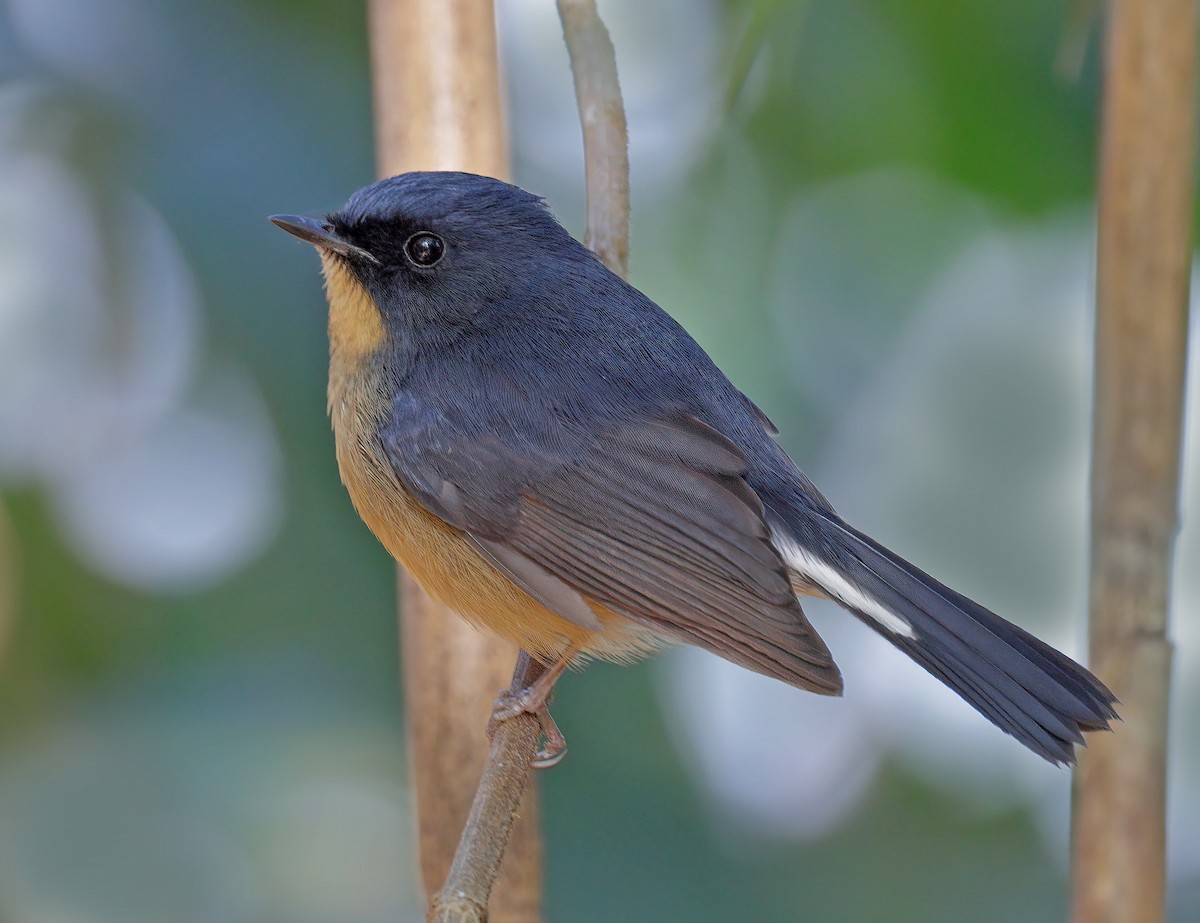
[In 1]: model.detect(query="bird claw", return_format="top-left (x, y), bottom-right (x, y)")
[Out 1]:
top-left (487, 687), bottom-right (567, 769)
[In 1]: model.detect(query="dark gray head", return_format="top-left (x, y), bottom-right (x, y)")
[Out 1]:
top-left (271, 172), bottom-right (585, 340)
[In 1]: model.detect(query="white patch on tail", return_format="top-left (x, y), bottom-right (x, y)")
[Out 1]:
top-left (771, 528), bottom-right (916, 639)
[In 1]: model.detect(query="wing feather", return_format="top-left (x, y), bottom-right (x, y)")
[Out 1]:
top-left (383, 404), bottom-right (841, 693)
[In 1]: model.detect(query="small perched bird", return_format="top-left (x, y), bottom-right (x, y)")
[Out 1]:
top-left (272, 171), bottom-right (1116, 768)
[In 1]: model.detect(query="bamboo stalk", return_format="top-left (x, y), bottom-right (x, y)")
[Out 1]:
top-left (366, 4), bottom-right (543, 921)
top-left (1071, 0), bottom-right (1195, 920)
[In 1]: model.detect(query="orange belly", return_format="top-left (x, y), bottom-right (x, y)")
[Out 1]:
top-left (330, 394), bottom-right (660, 665)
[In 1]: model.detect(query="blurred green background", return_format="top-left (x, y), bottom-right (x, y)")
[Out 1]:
top-left (1, 1), bottom-right (1198, 920)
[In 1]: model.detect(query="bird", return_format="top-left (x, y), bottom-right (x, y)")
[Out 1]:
top-left (271, 171), bottom-right (1116, 768)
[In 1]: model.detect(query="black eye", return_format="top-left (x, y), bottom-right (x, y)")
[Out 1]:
top-left (404, 232), bottom-right (444, 267)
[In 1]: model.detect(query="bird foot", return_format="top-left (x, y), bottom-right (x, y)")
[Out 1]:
top-left (487, 686), bottom-right (567, 769)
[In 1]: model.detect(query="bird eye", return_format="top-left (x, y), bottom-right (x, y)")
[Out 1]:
top-left (404, 232), bottom-right (445, 267)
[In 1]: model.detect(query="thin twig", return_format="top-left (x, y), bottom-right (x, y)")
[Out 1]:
top-left (1071, 0), bottom-right (1195, 920)
top-left (557, 0), bottom-right (631, 279)
top-left (429, 713), bottom-right (543, 922)
top-left (431, 655), bottom-right (548, 922)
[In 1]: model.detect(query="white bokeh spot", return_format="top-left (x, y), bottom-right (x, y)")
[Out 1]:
top-left (0, 84), bottom-right (282, 593)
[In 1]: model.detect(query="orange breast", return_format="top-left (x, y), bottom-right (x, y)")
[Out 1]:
top-left (321, 255), bottom-right (659, 665)
top-left (332, 407), bottom-right (662, 664)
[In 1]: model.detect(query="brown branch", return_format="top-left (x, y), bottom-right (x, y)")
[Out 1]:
top-left (428, 717), bottom-right (542, 922)
top-left (430, 658), bottom-right (547, 923)
top-left (1071, 1), bottom-right (1195, 921)
top-left (557, 0), bottom-right (631, 278)
top-left (367, 3), bottom-right (543, 921)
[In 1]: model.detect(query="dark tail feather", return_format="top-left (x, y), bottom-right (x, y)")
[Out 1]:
top-left (779, 511), bottom-right (1117, 765)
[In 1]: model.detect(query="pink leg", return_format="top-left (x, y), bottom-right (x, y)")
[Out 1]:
top-left (487, 647), bottom-right (578, 769)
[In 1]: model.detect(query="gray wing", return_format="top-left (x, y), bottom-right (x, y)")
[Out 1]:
top-left (382, 399), bottom-right (841, 693)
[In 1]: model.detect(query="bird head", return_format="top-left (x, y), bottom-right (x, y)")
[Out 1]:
top-left (271, 172), bottom-right (581, 356)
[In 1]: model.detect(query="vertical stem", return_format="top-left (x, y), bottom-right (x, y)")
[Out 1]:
top-left (557, 0), bottom-right (631, 278)
top-left (1072, 1), bottom-right (1195, 921)
top-left (366, 3), bottom-right (543, 921)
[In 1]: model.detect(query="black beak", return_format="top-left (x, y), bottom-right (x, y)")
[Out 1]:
top-left (269, 214), bottom-right (379, 264)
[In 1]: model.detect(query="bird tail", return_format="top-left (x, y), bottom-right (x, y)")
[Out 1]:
top-left (769, 507), bottom-right (1117, 765)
